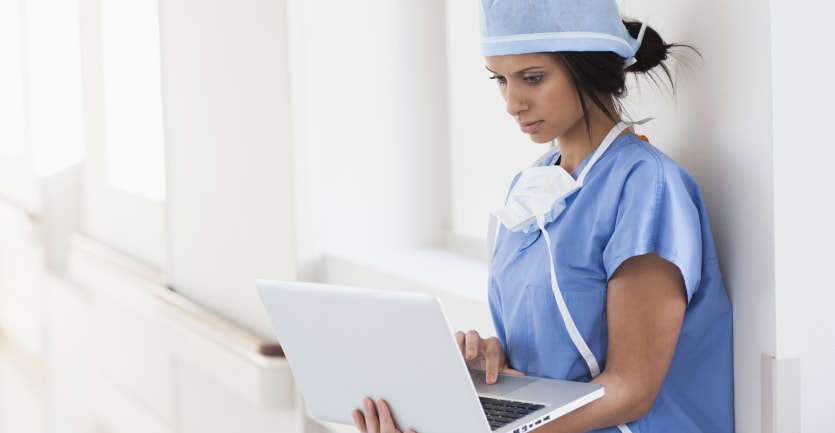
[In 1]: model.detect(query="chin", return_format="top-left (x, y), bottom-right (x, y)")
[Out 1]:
top-left (529, 135), bottom-right (556, 144)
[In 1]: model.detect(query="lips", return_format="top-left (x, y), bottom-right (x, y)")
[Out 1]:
top-left (520, 120), bottom-right (543, 134)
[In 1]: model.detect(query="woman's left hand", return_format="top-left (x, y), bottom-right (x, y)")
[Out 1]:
top-left (353, 397), bottom-right (417, 433)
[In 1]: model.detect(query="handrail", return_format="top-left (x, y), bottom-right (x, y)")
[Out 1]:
top-left (68, 233), bottom-right (284, 358)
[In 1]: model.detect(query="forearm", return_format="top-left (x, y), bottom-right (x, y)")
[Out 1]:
top-left (534, 371), bottom-right (652, 433)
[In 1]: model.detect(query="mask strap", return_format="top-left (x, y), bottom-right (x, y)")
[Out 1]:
top-left (618, 424), bottom-right (634, 433)
top-left (486, 214), bottom-right (500, 272)
top-left (576, 121), bottom-right (630, 186)
top-left (628, 116), bottom-right (654, 127)
top-left (535, 215), bottom-right (601, 378)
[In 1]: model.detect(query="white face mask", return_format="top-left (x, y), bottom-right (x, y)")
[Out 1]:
top-left (493, 165), bottom-right (579, 234)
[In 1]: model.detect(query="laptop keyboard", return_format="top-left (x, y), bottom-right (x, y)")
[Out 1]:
top-left (479, 396), bottom-right (546, 431)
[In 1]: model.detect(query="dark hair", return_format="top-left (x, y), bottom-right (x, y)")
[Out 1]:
top-left (551, 20), bottom-right (696, 134)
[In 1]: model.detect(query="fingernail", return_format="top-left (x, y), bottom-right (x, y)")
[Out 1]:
top-left (487, 373), bottom-right (496, 383)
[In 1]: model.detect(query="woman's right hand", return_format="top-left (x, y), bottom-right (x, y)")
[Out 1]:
top-left (454, 330), bottom-right (524, 384)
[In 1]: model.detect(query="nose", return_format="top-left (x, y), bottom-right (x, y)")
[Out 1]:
top-left (504, 83), bottom-right (527, 116)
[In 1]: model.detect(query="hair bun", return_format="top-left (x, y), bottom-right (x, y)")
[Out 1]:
top-left (624, 20), bottom-right (673, 73)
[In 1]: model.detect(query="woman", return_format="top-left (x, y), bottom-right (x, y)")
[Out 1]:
top-left (354, 1), bottom-right (734, 432)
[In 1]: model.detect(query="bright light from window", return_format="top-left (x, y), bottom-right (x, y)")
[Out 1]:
top-left (101, 0), bottom-right (166, 201)
top-left (0, 0), bottom-right (25, 157)
top-left (27, 0), bottom-right (87, 177)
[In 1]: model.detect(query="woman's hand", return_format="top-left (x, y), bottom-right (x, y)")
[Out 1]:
top-left (454, 330), bottom-right (524, 384)
top-left (353, 397), bottom-right (416, 433)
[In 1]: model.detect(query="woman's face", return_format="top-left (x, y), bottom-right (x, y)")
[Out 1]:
top-left (485, 53), bottom-right (584, 144)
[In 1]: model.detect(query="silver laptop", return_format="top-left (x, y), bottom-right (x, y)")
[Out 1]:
top-left (256, 279), bottom-right (603, 433)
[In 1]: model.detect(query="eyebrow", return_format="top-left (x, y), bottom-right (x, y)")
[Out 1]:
top-left (485, 65), bottom-right (547, 75)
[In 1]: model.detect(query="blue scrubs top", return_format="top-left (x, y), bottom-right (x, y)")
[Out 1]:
top-left (489, 134), bottom-right (734, 433)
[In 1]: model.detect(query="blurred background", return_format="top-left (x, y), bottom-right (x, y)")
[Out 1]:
top-left (0, 0), bottom-right (832, 432)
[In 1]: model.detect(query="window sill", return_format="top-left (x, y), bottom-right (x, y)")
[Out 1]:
top-left (324, 247), bottom-right (487, 302)
top-left (321, 246), bottom-right (494, 337)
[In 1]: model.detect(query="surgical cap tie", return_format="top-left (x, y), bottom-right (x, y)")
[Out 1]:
top-left (623, 18), bottom-right (649, 68)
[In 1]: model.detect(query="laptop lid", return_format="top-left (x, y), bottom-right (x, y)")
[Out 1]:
top-left (256, 279), bottom-right (603, 433)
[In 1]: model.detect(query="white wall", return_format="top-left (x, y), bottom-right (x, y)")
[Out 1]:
top-left (0, 201), bottom-right (46, 358)
top-left (159, 0), bottom-right (298, 341)
top-left (771, 1), bottom-right (835, 431)
top-left (287, 0), bottom-right (451, 259)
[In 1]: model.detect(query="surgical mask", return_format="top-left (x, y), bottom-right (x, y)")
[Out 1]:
top-left (493, 165), bottom-right (579, 234)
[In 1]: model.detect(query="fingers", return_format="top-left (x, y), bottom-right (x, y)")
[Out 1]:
top-left (455, 330), bottom-right (466, 359)
top-left (355, 398), bottom-right (413, 433)
top-left (377, 400), bottom-right (398, 433)
top-left (456, 330), bottom-right (479, 360)
top-left (483, 336), bottom-right (503, 384)
top-left (455, 330), bottom-right (515, 383)
top-left (363, 398), bottom-right (380, 433)
top-left (502, 367), bottom-right (526, 377)
top-left (353, 409), bottom-right (368, 433)
top-left (464, 330), bottom-right (481, 361)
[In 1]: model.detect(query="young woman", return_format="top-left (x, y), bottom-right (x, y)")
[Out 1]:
top-left (354, 1), bottom-right (734, 432)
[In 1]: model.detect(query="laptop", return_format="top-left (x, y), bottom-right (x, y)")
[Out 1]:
top-left (256, 279), bottom-right (603, 433)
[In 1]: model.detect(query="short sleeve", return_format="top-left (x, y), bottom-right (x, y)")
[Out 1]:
top-left (601, 155), bottom-right (704, 301)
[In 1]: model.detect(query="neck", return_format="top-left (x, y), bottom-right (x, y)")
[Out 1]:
top-left (557, 111), bottom-right (624, 174)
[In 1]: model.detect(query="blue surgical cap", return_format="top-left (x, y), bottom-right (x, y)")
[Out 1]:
top-left (479, 0), bottom-right (645, 63)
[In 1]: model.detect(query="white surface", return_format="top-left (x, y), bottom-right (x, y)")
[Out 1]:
top-left (100, 0), bottom-right (166, 201)
top-left (771, 1), bottom-right (835, 431)
top-left (0, 335), bottom-right (97, 433)
top-left (286, 0), bottom-right (450, 258)
top-left (26, 0), bottom-right (85, 177)
top-left (761, 355), bottom-right (801, 433)
top-left (160, 0), bottom-right (298, 341)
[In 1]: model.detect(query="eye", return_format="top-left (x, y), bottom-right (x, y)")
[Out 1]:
top-left (523, 74), bottom-right (544, 84)
top-left (489, 74), bottom-right (507, 85)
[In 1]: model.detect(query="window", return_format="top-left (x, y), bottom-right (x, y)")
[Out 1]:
top-left (27, 0), bottom-right (85, 178)
top-left (0, 0), bottom-right (25, 158)
top-left (80, 0), bottom-right (166, 270)
top-left (101, 0), bottom-right (165, 201)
